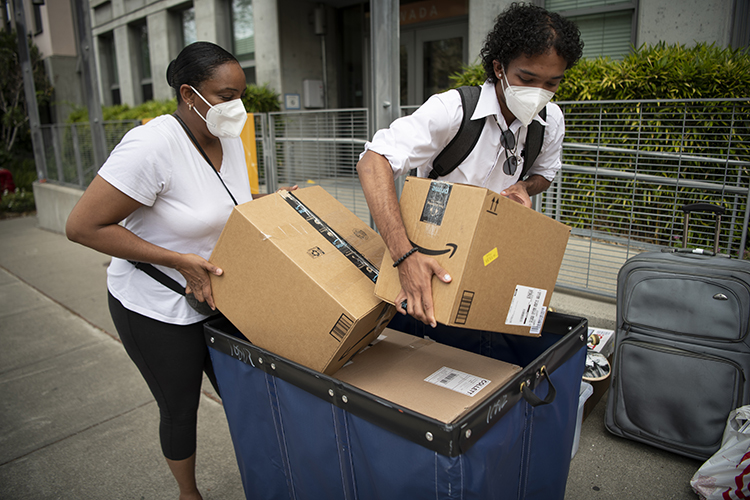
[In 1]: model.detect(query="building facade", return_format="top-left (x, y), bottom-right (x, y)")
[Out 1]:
top-left (10, 0), bottom-right (750, 121)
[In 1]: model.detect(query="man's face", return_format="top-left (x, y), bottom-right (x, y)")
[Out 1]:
top-left (492, 50), bottom-right (567, 123)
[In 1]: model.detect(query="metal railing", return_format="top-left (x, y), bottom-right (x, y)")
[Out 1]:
top-left (547, 98), bottom-right (749, 296)
top-left (265, 108), bottom-right (372, 222)
top-left (39, 120), bottom-right (140, 187)
top-left (38, 99), bottom-right (749, 298)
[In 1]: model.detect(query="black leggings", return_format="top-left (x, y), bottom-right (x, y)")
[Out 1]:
top-left (108, 292), bottom-right (218, 461)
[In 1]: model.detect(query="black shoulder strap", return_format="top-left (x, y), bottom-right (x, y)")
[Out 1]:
top-left (429, 88), bottom-right (547, 181)
top-left (129, 260), bottom-right (186, 296)
top-left (520, 106), bottom-right (547, 180)
top-left (429, 86), bottom-right (484, 179)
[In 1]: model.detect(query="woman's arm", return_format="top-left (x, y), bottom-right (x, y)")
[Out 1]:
top-left (66, 175), bottom-right (223, 309)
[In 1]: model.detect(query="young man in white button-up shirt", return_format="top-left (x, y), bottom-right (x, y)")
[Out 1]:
top-left (357, 3), bottom-right (584, 328)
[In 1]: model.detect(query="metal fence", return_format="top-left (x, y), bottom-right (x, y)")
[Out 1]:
top-left (264, 108), bottom-right (372, 223)
top-left (39, 120), bottom-right (140, 187)
top-left (39, 98), bottom-right (749, 298)
top-left (549, 98), bottom-right (749, 296)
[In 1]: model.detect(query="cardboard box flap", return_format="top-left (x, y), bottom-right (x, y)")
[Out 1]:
top-left (335, 328), bottom-right (522, 424)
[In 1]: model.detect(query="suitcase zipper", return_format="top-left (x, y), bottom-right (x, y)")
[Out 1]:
top-left (617, 337), bottom-right (746, 385)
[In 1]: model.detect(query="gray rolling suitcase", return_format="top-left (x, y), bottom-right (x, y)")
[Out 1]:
top-left (605, 203), bottom-right (750, 460)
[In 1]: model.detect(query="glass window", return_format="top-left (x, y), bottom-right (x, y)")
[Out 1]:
top-left (232, 0), bottom-right (254, 61)
top-left (99, 32), bottom-right (120, 106)
top-left (422, 37), bottom-right (463, 100)
top-left (139, 23), bottom-right (151, 81)
top-left (545, 0), bottom-right (637, 60)
top-left (181, 6), bottom-right (196, 47)
top-left (33, 2), bottom-right (43, 34)
top-left (136, 22), bottom-right (152, 102)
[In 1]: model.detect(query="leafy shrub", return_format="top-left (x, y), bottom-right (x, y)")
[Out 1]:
top-left (242, 84), bottom-right (281, 112)
top-left (0, 188), bottom-right (35, 213)
top-left (448, 43), bottom-right (750, 256)
top-left (448, 42), bottom-right (750, 101)
top-left (67, 84), bottom-right (281, 123)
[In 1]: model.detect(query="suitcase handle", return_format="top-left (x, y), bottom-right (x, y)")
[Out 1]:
top-left (520, 366), bottom-right (557, 407)
top-left (680, 203), bottom-right (725, 254)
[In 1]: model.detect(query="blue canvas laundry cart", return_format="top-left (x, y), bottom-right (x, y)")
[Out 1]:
top-left (205, 311), bottom-right (587, 500)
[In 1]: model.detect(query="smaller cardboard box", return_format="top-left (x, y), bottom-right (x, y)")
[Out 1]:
top-left (375, 177), bottom-right (571, 336)
top-left (209, 186), bottom-right (395, 375)
top-left (334, 328), bottom-right (522, 424)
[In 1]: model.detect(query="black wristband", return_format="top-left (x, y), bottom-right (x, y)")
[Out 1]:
top-left (393, 247), bottom-right (419, 267)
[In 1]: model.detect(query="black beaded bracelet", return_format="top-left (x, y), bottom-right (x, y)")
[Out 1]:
top-left (393, 247), bottom-right (419, 267)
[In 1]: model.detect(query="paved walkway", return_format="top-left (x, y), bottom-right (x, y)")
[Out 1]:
top-left (0, 215), bottom-right (703, 499)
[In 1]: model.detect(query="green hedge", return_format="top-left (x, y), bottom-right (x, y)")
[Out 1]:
top-left (448, 42), bottom-right (750, 101)
top-left (449, 43), bottom-right (750, 256)
top-left (67, 84), bottom-right (281, 123)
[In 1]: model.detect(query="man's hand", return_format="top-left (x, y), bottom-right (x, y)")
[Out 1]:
top-left (501, 175), bottom-right (553, 207)
top-left (500, 183), bottom-right (532, 207)
top-left (394, 252), bottom-right (451, 328)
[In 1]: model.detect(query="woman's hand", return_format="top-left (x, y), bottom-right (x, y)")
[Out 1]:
top-left (176, 253), bottom-right (223, 310)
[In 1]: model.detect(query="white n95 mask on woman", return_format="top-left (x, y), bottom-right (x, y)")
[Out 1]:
top-left (190, 85), bottom-right (248, 138)
top-left (501, 71), bottom-right (554, 127)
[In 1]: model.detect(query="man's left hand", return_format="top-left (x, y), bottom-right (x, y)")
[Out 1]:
top-left (500, 183), bottom-right (532, 207)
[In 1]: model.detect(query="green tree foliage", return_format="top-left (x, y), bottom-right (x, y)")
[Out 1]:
top-left (449, 43), bottom-right (749, 257)
top-left (242, 84), bottom-right (281, 112)
top-left (448, 42), bottom-right (750, 101)
top-left (556, 42), bottom-right (750, 101)
top-left (67, 84), bottom-right (281, 123)
top-left (0, 29), bottom-right (53, 186)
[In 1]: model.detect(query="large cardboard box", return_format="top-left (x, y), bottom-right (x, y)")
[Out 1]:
top-left (375, 177), bottom-right (571, 336)
top-left (209, 186), bottom-right (395, 375)
top-left (334, 328), bottom-right (522, 424)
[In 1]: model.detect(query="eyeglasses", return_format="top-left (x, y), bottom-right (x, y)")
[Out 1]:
top-left (500, 129), bottom-right (518, 176)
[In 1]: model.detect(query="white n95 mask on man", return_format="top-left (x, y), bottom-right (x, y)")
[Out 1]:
top-left (501, 71), bottom-right (554, 127)
top-left (190, 85), bottom-right (248, 138)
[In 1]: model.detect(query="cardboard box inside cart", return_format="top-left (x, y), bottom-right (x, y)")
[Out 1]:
top-left (375, 177), bottom-right (571, 336)
top-left (334, 328), bottom-right (522, 423)
top-left (209, 186), bottom-right (396, 375)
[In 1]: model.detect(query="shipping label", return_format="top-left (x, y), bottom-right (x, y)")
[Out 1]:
top-left (424, 366), bottom-right (491, 397)
top-left (420, 181), bottom-right (452, 226)
top-left (505, 285), bottom-right (547, 327)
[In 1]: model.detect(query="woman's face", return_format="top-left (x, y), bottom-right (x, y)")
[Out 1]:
top-left (189, 61), bottom-right (247, 114)
top-left (493, 50), bottom-right (567, 116)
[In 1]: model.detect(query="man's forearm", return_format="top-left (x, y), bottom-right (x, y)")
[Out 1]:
top-left (519, 174), bottom-right (552, 197)
top-left (356, 151), bottom-right (414, 260)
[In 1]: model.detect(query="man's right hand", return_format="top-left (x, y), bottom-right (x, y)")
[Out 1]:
top-left (394, 252), bottom-right (451, 328)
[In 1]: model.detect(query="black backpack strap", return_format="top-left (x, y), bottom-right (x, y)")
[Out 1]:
top-left (429, 86), bottom-right (485, 179)
top-left (129, 260), bottom-right (186, 296)
top-left (519, 106), bottom-right (547, 180)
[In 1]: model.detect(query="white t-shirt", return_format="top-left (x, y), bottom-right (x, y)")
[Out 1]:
top-left (363, 80), bottom-right (565, 194)
top-left (98, 114), bottom-right (253, 325)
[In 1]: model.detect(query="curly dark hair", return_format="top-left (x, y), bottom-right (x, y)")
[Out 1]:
top-left (480, 2), bottom-right (584, 84)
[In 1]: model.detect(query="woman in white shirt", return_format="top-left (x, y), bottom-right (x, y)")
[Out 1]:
top-left (67, 42), bottom-right (256, 500)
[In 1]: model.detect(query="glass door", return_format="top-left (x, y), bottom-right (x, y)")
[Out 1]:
top-left (400, 22), bottom-right (468, 106)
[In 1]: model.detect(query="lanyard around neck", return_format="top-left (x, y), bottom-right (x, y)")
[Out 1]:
top-left (172, 113), bottom-right (238, 206)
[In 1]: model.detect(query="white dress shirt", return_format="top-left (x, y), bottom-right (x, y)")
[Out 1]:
top-left (363, 80), bottom-right (565, 195)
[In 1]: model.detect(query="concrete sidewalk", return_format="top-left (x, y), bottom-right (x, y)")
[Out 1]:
top-left (0, 215), bottom-right (703, 499)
